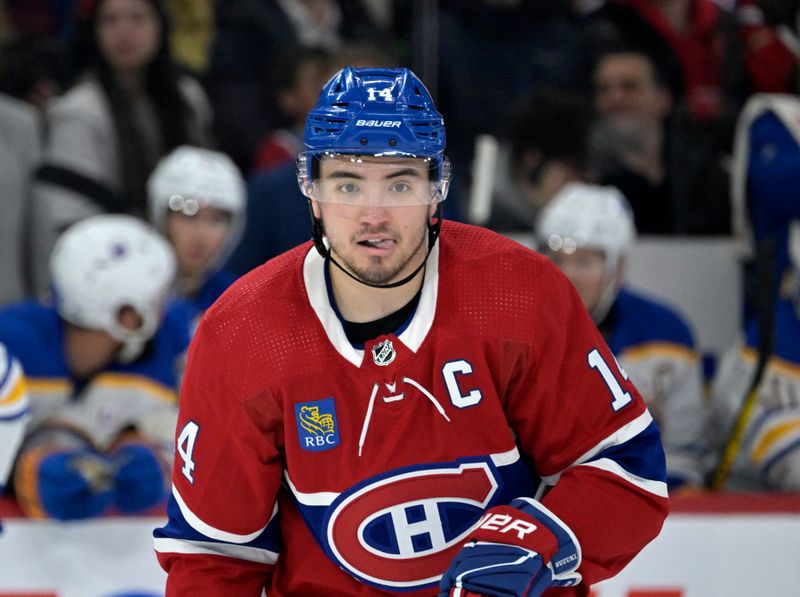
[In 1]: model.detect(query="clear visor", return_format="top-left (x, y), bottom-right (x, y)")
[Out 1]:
top-left (298, 152), bottom-right (450, 206)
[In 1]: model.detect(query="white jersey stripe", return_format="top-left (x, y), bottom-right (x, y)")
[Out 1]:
top-left (580, 459), bottom-right (669, 498)
top-left (172, 485), bottom-right (276, 544)
top-left (154, 537), bottom-right (278, 565)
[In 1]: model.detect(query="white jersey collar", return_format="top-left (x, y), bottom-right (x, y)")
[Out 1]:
top-left (303, 242), bottom-right (440, 367)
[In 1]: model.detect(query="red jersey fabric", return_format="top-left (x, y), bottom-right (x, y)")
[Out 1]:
top-left (155, 221), bottom-right (668, 595)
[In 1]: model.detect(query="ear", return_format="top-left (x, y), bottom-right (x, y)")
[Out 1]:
top-left (117, 306), bottom-right (144, 331)
top-left (311, 199), bottom-right (322, 219)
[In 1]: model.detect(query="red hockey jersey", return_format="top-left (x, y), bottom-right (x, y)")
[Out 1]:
top-left (155, 221), bottom-right (668, 595)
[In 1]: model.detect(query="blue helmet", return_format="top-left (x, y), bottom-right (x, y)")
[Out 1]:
top-left (304, 66), bottom-right (446, 161)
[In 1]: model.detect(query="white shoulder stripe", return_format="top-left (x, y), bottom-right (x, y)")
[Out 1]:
top-left (541, 410), bottom-right (654, 486)
top-left (490, 445), bottom-right (521, 467)
top-left (154, 537), bottom-right (278, 565)
top-left (172, 485), bottom-right (277, 544)
top-left (284, 471), bottom-right (339, 506)
top-left (579, 458), bottom-right (669, 498)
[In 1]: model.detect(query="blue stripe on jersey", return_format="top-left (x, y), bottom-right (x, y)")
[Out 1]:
top-left (154, 493), bottom-right (281, 554)
top-left (586, 421), bottom-right (667, 484)
top-left (0, 406), bottom-right (30, 422)
top-left (763, 437), bottom-right (800, 479)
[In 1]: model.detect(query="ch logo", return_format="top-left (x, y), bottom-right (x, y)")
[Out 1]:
top-left (371, 340), bottom-right (396, 367)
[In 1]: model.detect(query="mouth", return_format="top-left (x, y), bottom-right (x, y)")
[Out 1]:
top-left (356, 237), bottom-right (396, 255)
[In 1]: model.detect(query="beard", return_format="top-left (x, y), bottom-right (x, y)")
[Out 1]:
top-left (330, 221), bottom-right (429, 285)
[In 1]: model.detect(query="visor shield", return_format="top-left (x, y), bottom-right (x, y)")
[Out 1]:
top-left (298, 152), bottom-right (450, 206)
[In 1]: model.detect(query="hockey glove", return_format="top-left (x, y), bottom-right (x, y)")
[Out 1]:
top-left (111, 440), bottom-right (167, 513)
top-left (15, 446), bottom-right (114, 520)
top-left (439, 497), bottom-right (582, 597)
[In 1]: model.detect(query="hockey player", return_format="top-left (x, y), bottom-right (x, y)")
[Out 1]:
top-left (535, 183), bottom-right (706, 489)
top-left (709, 222), bottom-right (800, 490)
top-left (0, 214), bottom-right (190, 520)
top-left (147, 145), bottom-right (246, 325)
top-left (154, 67), bottom-right (668, 596)
top-left (0, 342), bottom-right (29, 530)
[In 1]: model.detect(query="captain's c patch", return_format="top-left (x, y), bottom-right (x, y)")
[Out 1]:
top-left (295, 397), bottom-right (340, 451)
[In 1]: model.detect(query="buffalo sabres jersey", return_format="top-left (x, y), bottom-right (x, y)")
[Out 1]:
top-left (184, 268), bottom-right (238, 333)
top-left (0, 342), bottom-right (29, 488)
top-left (155, 221), bottom-right (668, 596)
top-left (0, 301), bottom-right (190, 453)
top-left (604, 288), bottom-right (706, 487)
top-left (711, 296), bottom-right (800, 490)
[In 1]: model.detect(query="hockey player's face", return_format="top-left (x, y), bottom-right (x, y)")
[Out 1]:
top-left (313, 157), bottom-right (435, 285)
top-left (166, 207), bottom-right (232, 277)
top-left (548, 248), bottom-right (607, 313)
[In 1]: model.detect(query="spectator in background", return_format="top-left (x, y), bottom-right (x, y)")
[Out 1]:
top-left (29, 0), bottom-right (212, 297)
top-left (147, 145), bottom-right (246, 326)
top-left (588, 49), bottom-right (675, 233)
top-left (736, 0), bottom-right (800, 94)
top-left (536, 183), bottom-right (707, 489)
top-left (0, 89), bottom-right (41, 305)
top-left (0, 215), bottom-right (189, 520)
top-left (206, 0), bottom-right (382, 171)
top-left (435, 0), bottom-right (593, 193)
top-left (251, 48), bottom-right (336, 175)
top-left (587, 0), bottom-right (746, 234)
top-left (251, 43), bottom-right (397, 175)
top-left (709, 223), bottom-right (800, 490)
top-left (485, 88), bottom-right (594, 232)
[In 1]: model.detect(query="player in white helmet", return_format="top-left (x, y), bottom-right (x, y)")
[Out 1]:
top-left (710, 221), bottom-right (800, 490)
top-left (147, 145), bottom-right (246, 323)
top-left (0, 214), bottom-right (191, 519)
top-left (537, 182), bottom-right (706, 488)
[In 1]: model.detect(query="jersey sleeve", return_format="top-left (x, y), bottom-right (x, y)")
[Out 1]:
top-left (0, 343), bottom-right (29, 487)
top-left (153, 314), bottom-right (283, 595)
top-left (504, 262), bottom-right (669, 586)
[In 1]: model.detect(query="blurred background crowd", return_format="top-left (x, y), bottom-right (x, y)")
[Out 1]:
top-left (1, 0), bottom-right (800, 523)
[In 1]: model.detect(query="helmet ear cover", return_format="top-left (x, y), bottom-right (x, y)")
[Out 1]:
top-left (49, 214), bottom-right (176, 362)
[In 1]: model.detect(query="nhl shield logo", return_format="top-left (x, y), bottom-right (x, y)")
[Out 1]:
top-left (371, 339), bottom-right (396, 366)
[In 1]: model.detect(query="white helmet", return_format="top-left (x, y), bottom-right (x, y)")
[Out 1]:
top-left (50, 215), bottom-right (176, 362)
top-left (147, 145), bottom-right (246, 265)
top-left (536, 182), bottom-right (636, 322)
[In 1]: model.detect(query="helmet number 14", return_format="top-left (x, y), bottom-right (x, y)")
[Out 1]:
top-left (366, 87), bottom-right (394, 102)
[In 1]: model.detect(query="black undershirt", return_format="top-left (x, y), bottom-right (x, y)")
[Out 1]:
top-left (342, 288), bottom-right (422, 345)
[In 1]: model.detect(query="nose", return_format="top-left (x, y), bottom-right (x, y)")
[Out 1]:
top-left (358, 202), bottom-right (390, 227)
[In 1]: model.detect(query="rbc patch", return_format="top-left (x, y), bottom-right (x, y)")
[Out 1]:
top-left (295, 397), bottom-right (340, 451)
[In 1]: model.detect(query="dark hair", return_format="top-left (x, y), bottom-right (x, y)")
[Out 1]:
top-left (72, 0), bottom-right (196, 213)
top-left (509, 88), bottom-right (594, 171)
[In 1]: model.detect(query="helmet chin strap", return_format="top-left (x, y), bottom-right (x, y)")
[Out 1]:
top-left (309, 202), bottom-right (441, 290)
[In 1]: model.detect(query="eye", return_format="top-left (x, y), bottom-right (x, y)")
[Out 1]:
top-left (337, 182), bottom-right (359, 194)
top-left (390, 181), bottom-right (411, 193)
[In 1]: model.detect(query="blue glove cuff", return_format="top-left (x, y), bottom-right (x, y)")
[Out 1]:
top-left (510, 497), bottom-right (581, 583)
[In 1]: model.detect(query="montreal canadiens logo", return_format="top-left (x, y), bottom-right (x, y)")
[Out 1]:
top-left (371, 339), bottom-right (396, 366)
top-left (325, 461), bottom-right (499, 590)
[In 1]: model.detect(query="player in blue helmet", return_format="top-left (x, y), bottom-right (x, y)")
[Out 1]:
top-left (156, 67), bottom-right (667, 597)
top-left (297, 67), bottom-right (452, 289)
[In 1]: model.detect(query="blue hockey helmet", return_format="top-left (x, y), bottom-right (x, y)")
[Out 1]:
top-left (297, 67), bottom-right (451, 202)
